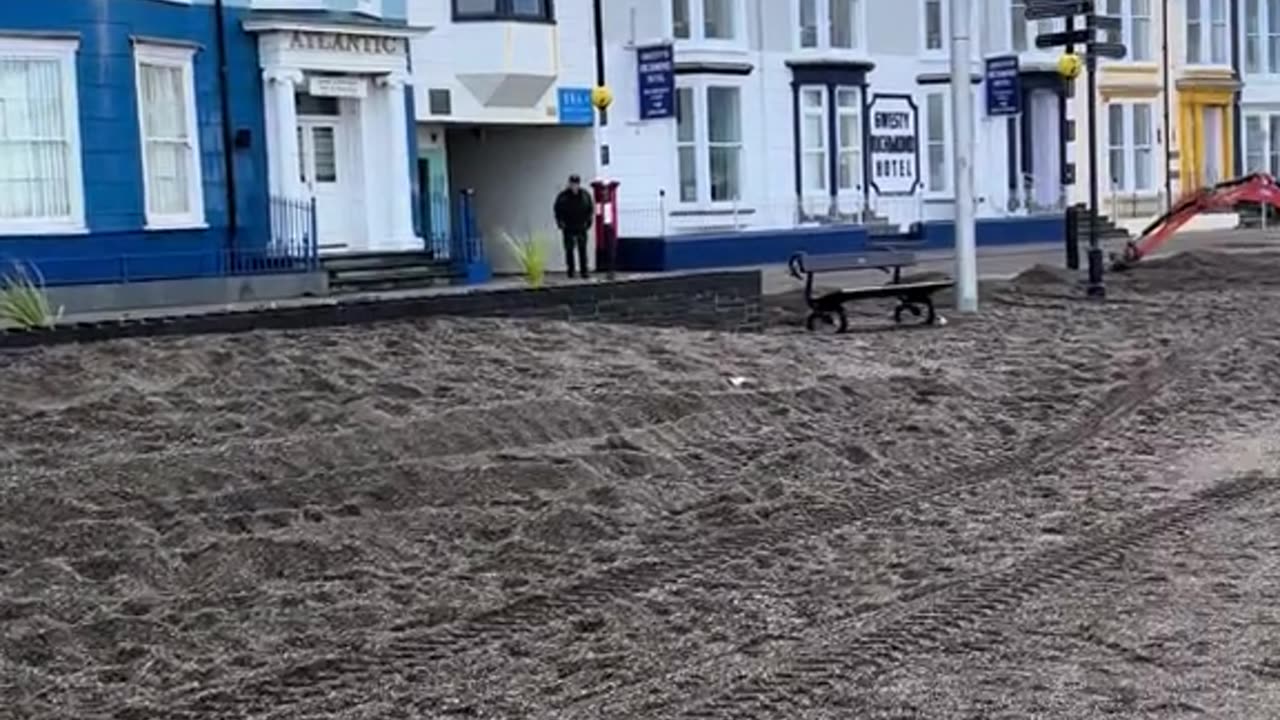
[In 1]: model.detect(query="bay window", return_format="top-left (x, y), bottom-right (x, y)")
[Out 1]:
top-left (926, 92), bottom-right (948, 192)
top-left (1244, 114), bottom-right (1280, 176)
top-left (1187, 0), bottom-right (1229, 65)
top-left (0, 37), bottom-right (84, 235)
top-left (135, 43), bottom-right (204, 228)
top-left (1243, 0), bottom-right (1280, 74)
top-left (675, 83), bottom-right (743, 204)
top-left (836, 88), bottom-right (861, 194)
top-left (1010, 0), bottom-right (1061, 53)
top-left (673, 0), bottom-right (743, 44)
top-left (1096, 1), bottom-right (1151, 61)
top-left (924, 0), bottom-right (944, 51)
top-left (1106, 103), bottom-right (1155, 192)
top-left (800, 87), bottom-right (827, 195)
top-left (798, 0), bottom-right (862, 51)
top-left (452, 0), bottom-right (554, 21)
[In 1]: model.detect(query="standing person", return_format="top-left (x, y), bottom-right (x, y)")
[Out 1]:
top-left (554, 174), bottom-right (594, 279)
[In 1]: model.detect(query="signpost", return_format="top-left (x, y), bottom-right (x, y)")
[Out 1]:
top-left (985, 55), bottom-right (1021, 117)
top-left (866, 94), bottom-right (920, 196)
top-left (1028, 0), bottom-right (1124, 298)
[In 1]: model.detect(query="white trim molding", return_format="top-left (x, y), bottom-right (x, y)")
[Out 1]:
top-left (134, 42), bottom-right (206, 230)
top-left (0, 35), bottom-right (86, 236)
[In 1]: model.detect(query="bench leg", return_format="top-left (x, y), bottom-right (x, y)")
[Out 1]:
top-left (893, 302), bottom-right (922, 325)
top-left (894, 297), bottom-right (939, 326)
top-left (805, 307), bottom-right (848, 333)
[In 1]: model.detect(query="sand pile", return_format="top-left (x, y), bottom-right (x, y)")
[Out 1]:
top-left (1, 253), bottom-right (1279, 718)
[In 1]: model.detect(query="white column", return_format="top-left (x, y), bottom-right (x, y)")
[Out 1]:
top-left (263, 68), bottom-right (304, 200)
top-left (379, 72), bottom-right (420, 250)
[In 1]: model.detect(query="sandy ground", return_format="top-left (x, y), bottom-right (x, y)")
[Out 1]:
top-left (2, 251), bottom-right (1280, 719)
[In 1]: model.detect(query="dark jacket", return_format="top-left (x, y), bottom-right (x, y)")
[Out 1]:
top-left (554, 188), bottom-right (594, 234)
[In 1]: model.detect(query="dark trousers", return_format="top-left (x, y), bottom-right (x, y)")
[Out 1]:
top-left (562, 230), bottom-right (589, 278)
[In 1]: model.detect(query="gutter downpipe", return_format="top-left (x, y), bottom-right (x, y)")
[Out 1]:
top-left (1162, 0), bottom-right (1172, 211)
top-left (214, 0), bottom-right (239, 264)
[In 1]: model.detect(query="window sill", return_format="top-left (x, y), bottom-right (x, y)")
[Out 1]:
top-left (144, 219), bottom-right (209, 232)
top-left (673, 39), bottom-right (750, 56)
top-left (0, 222), bottom-right (88, 237)
top-left (670, 205), bottom-right (756, 217)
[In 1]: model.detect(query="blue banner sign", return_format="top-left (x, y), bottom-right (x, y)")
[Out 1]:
top-left (637, 43), bottom-right (675, 120)
top-left (985, 55), bottom-right (1021, 117)
top-left (557, 87), bottom-right (595, 126)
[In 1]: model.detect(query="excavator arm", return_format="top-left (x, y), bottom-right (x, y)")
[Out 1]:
top-left (1111, 172), bottom-right (1280, 271)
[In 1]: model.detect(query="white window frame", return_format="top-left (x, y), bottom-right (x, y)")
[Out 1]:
top-left (924, 90), bottom-right (949, 194)
top-left (134, 42), bottom-right (205, 230)
top-left (1187, 0), bottom-right (1231, 65)
top-left (673, 79), bottom-right (745, 206)
top-left (0, 36), bottom-right (86, 236)
top-left (923, 0), bottom-right (946, 54)
top-left (671, 0), bottom-right (747, 49)
top-left (1243, 112), bottom-right (1280, 175)
top-left (1106, 102), bottom-right (1156, 193)
top-left (796, 0), bottom-right (865, 52)
top-left (1010, 0), bottom-right (1063, 55)
top-left (1242, 0), bottom-right (1280, 75)
top-left (1102, 0), bottom-right (1152, 62)
top-left (799, 86), bottom-right (828, 196)
top-left (835, 86), bottom-right (863, 196)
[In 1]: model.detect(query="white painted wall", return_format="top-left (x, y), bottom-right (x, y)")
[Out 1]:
top-left (597, 0), bottom-right (1031, 236)
top-left (446, 126), bottom-right (596, 273)
top-left (407, 0), bottom-right (596, 125)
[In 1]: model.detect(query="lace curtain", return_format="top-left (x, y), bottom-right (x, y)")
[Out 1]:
top-left (0, 58), bottom-right (72, 222)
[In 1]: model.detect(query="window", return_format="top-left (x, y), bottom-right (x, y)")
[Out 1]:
top-left (836, 88), bottom-right (861, 192)
top-left (0, 37), bottom-right (84, 234)
top-left (1244, 113), bottom-right (1280, 176)
top-left (673, 0), bottom-right (742, 43)
top-left (674, 83), bottom-right (743, 204)
top-left (452, 0), bottom-right (552, 21)
top-left (676, 87), bottom-right (697, 202)
top-left (1106, 103), bottom-right (1155, 192)
top-left (1010, 1), bottom-right (1061, 53)
top-left (926, 92), bottom-right (947, 192)
top-left (1186, 0), bottom-right (1229, 64)
top-left (924, 0), bottom-right (943, 51)
top-left (800, 87), bottom-right (827, 194)
top-left (1243, 0), bottom-right (1280, 73)
top-left (799, 0), bottom-right (862, 50)
top-left (135, 43), bottom-right (203, 228)
top-left (1098, 0), bottom-right (1150, 61)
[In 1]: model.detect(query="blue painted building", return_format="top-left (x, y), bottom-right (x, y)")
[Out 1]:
top-left (0, 0), bottom-right (429, 286)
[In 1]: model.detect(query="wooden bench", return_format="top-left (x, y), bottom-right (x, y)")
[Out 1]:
top-left (788, 251), bottom-right (955, 333)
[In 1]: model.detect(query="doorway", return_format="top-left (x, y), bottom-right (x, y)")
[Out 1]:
top-left (1021, 88), bottom-right (1062, 211)
top-left (298, 116), bottom-right (352, 254)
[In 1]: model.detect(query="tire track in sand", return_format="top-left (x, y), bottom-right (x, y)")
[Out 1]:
top-left (141, 321), bottom-right (1244, 719)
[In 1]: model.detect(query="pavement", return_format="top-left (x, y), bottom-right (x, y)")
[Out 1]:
top-left (39, 227), bottom-right (1280, 326)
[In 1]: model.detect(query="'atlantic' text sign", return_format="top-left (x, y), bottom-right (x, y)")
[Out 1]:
top-left (289, 31), bottom-right (404, 55)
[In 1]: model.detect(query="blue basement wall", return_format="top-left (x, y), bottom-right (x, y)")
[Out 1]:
top-left (0, 0), bottom-right (269, 285)
top-left (618, 216), bottom-right (1064, 272)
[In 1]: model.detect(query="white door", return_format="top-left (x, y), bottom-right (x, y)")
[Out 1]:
top-left (1029, 90), bottom-right (1061, 210)
top-left (297, 118), bottom-right (351, 254)
top-left (1202, 106), bottom-right (1224, 187)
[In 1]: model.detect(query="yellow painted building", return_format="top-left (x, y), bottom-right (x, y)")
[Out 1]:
top-left (1068, 0), bottom-right (1238, 223)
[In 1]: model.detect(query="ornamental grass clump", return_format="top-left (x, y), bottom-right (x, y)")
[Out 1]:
top-left (501, 230), bottom-right (550, 288)
top-left (0, 262), bottom-right (62, 330)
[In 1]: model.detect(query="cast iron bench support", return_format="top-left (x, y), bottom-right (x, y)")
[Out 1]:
top-left (788, 251), bottom-right (955, 333)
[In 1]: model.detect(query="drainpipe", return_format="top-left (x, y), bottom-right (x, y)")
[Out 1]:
top-left (1161, 0), bottom-right (1172, 210)
top-left (214, 0), bottom-right (239, 257)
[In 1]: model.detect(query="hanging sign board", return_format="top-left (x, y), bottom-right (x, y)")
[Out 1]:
top-left (985, 55), bottom-right (1021, 116)
top-left (867, 94), bottom-right (920, 196)
top-left (636, 44), bottom-right (676, 120)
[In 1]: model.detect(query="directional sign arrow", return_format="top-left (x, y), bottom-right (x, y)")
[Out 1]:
top-left (1036, 29), bottom-right (1093, 48)
top-left (1088, 41), bottom-right (1128, 59)
top-left (1025, 0), bottom-right (1092, 20)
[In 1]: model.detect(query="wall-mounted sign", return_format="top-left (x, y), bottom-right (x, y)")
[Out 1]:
top-left (309, 76), bottom-right (367, 98)
top-left (636, 43), bottom-right (675, 120)
top-left (985, 55), bottom-right (1021, 116)
top-left (289, 31), bottom-right (404, 55)
top-left (867, 94), bottom-right (920, 196)
top-left (557, 87), bottom-right (595, 126)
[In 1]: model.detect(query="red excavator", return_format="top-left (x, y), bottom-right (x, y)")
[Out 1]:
top-left (1110, 172), bottom-right (1280, 271)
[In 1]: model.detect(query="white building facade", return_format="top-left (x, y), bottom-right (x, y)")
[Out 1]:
top-left (596, 0), bottom-right (1072, 247)
top-left (245, 0), bottom-right (425, 256)
top-left (407, 0), bottom-right (599, 273)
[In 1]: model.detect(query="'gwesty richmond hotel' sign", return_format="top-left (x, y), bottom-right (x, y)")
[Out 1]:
top-left (867, 94), bottom-right (920, 196)
top-left (289, 31), bottom-right (404, 55)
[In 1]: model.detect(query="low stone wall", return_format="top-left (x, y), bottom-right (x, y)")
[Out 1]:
top-left (0, 271), bottom-right (762, 350)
